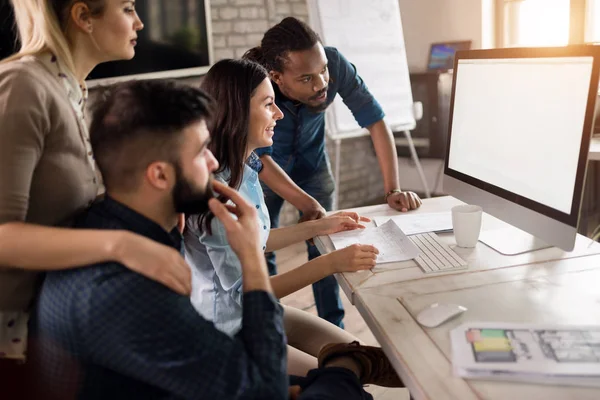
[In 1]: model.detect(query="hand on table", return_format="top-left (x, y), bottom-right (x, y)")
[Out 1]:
top-left (386, 191), bottom-right (422, 212)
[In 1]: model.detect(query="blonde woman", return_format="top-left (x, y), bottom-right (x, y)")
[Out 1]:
top-left (0, 0), bottom-right (192, 393)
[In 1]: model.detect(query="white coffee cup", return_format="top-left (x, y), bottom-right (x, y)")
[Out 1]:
top-left (451, 205), bottom-right (483, 248)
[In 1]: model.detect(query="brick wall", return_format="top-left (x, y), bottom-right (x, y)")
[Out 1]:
top-left (210, 0), bottom-right (308, 61)
top-left (328, 136), bottom-right (386, 210)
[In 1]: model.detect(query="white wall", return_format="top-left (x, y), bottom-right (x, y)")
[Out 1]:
top-left (399, 0), bottom-right (493, 71)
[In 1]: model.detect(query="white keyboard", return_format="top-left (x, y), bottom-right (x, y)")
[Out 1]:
top-left (409, 232), bottom-right (468, 273)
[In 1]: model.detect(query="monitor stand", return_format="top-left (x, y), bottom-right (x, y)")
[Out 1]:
top-left (479, 227), bottom-right (552, 255)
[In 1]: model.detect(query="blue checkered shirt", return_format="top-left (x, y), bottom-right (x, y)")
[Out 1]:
top-left (33, 196), bottom-right (287, 399)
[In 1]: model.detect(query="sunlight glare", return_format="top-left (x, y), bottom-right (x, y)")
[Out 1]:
top-left (515, 0), bottom-right (570, 46)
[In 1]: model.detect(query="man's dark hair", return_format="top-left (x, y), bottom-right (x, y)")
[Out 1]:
top-left (243, 17), bottom-right (321, 72)
top-left (89, 79), bottom-right (214, 191)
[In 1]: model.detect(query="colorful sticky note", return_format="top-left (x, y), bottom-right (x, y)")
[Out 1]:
top-left (480, 329), bottom-right (507, 338)
top-left (474, 338), bottom-right (513, 352)
top-left (466, 329), bottom-right (482, 342)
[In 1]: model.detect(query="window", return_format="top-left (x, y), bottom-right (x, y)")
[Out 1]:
top-left (586, 0), bottom-right (600, 42)
top-left (497, 0), bottom-right (600, 46)
top-left (502, 0), bottom-right (571, 47)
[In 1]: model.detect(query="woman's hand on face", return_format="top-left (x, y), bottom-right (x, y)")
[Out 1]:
top-left (314, 211), bottom-right (371, 236)
top-left (325, 244), bottom-right (379, 274)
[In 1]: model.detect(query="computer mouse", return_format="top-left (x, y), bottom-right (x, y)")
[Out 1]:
top-left (416, 303), bottom-right (467, 328)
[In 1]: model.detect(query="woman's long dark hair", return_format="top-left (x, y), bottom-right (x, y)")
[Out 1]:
top-left (197, 58), bottom-right (269, 232)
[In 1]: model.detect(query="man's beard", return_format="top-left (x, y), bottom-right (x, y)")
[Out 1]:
top-left (280, 82), bottom-right (329, 113)
top-left (306, 101), bottom-right (329, 113)
top-left (172, 163), bottom-right (214, 215)
top-left (306, 87), bottom-right (330, 113)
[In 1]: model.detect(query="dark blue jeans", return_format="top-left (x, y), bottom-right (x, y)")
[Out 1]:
top-left (289, 367), bottom-right (373, 400)
top-left (263, 156), bottom-right (345, 328)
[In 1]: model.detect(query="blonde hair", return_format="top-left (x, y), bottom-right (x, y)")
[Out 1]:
top-left (2, 0), bottom-right (104, 74)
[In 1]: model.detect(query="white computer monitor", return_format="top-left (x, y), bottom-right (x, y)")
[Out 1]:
top-left (443, 46), bottom-right (600, 253)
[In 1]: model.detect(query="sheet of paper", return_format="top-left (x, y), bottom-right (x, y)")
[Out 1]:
top-left (328, 219), bottom-right (421, 264)
top-left (373, 212), bottom-right (453, 236)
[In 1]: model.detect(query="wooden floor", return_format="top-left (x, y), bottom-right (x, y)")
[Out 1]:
top-left (276, 242), bottom-right (410, 400)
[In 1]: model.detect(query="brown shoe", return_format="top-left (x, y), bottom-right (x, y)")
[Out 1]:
top-left (317, 341), bottom-right (404, 387)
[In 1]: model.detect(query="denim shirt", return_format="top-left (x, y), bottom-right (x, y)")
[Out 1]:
top-left (255, 46), bottom-right (385, 176)
top-left (185, 154), bottom-right (270, 336)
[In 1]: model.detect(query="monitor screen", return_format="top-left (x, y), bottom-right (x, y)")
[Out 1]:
top-left (447, 54), bottom-right (595, 224)
top-left (0, 0), bottom-right (213, 84)
top-left (428, 41), bottom-right (472, 71)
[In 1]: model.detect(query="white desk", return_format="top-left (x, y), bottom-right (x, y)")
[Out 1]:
top-left (315, 197), bottom-right (600, 304)
top-left (315, 197), bottom-right (600, 399)
top-left (590, 137), bottom-right (600, 161)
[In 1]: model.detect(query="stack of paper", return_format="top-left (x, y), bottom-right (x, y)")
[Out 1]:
top-left (373, 212), bottom-right (453, 236)
top-left (328, 219), bottom-right (420, 264)
top-left (450, 322), bottom-right (600, 387)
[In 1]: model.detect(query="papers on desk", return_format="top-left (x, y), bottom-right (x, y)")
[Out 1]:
top-left (450, 322), bottom-right (600, 387)
top-left (328, 220), bottom-right (421, 264)
top-left (373, 212), bottom-right (453, 236)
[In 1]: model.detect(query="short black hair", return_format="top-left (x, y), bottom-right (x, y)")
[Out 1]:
top-left (89, 79), bottom-right (213, 191)
top-left (243, 17), bottom-right (321, 72)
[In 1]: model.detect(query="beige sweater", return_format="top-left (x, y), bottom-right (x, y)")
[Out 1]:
top-left (0, 56), bottom-right (100, 311)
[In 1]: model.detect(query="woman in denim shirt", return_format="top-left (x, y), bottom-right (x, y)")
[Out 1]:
top-left (185, 59), bottom-right (379, 376)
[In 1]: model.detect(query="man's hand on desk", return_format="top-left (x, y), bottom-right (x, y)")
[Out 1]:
top-left (324, 244), bottom-right (379, 273)
top-left (299, 200), bottom-right (326, 245)
top-left (386, 190), bottom-right (422, 212)
top-left (298, 199), bottom-right (327, 223)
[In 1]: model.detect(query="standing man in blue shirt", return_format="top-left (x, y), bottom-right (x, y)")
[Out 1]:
top-left (244, 17), bottom-right (422, 328)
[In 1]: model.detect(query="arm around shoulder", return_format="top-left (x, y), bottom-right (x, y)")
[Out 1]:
top-left (0, 66), bottom-right (109, 272)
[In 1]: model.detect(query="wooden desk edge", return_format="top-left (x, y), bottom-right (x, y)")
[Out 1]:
top-left (316, 236), bottom-right (357, 304)
top-left (354, 292), bottom-right (479, 400)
